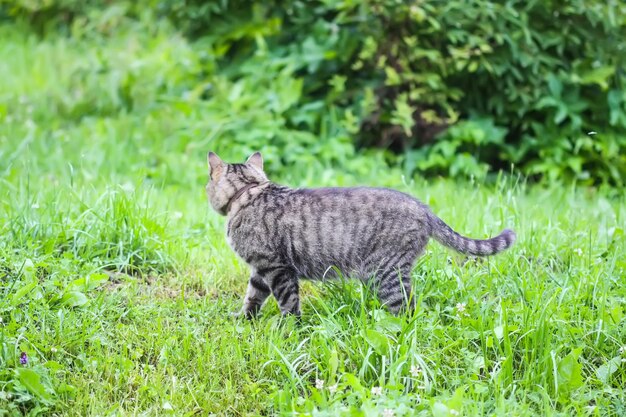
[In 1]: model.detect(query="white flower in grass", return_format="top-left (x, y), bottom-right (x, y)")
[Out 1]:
top-left (410, 365), bottom-right (422, 377)
top-left (328, 383), bottom-right (338, 394)
top-left (456, 303), bottom-right (466, 313)
top-left (371, 386), bottom-right (383, 396)
top-left (382, 409), bottom-right (395, 417)
top-left (50, 347), bottom-right (57, 353)
top-left (450, 410), bottom-right (460, 416)
top-left (619, 346), bottom-right (626, 354)
top-left (315, 379), bottom-right (324, 390)
top-left (574, 248), bottom-right (583, 256)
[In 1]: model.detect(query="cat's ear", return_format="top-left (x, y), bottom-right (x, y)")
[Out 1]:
top-left (207, 151), bottom-right (224, 179)
top-left (245, 152), bottom-right (263, 171)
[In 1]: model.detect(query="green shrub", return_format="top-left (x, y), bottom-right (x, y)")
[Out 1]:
top-left (2, 0), bottom-right (625, 184)
top-left (258, 0), bottom-right (626, 184)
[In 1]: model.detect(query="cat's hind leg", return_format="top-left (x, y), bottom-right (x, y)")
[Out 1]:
top-left (375, 265), bottom-right (415, 315)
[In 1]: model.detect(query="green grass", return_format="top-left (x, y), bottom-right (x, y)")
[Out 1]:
top-left (1, 21), bottom-right (625, 417)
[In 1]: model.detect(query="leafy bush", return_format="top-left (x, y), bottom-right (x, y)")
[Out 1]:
top-left (3, 0), bottom-right (625, 184)
top-left (214, 0), bottom-right (626, 184)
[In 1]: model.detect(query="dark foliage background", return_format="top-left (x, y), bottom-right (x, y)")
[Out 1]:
top-left (3, 0), bottom-right (625, 184)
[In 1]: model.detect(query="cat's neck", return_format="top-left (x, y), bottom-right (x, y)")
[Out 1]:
top-left (225, 182), bottom-right (271, 215)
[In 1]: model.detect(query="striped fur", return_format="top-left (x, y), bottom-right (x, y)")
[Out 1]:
top-left (206, 152), bottom-right (516, 317)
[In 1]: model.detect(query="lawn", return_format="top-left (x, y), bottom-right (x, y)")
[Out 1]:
top-left (1, 21), bottom-right (625, 417)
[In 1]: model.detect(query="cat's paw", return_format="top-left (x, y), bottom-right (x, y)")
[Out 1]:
top-left (231, 308), bottom-right (259, 320)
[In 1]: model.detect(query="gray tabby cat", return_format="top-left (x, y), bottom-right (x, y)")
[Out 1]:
top-left (206, 151), bottom-right (515, 317)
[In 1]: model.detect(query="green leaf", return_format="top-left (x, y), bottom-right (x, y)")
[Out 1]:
top-left (342, 373), bottom-right (364, 392)
top-left (557, 348), bottom-right (583, 394)
top-left (375, 316), bottom-right (403, 333)
top-left (16, 368), bottom-right (53, 402)
top-left (329, 348), bottom-right (339, 381)
top-left (384, 66), bottom-right (402, 86)
top-left (11, 281), bottom-right (38, 306)
top-left (580, 66), bottom-right (615, 89)
top-left (554, 105), bottom-right (568, 124)
top-left (494, 325), bottom-right (504, 340)
top-left (67, 273), bottom-right (109, 292)
top-left (44, 361), bottom-right (64, 372)
top-left (363, 329), bottom-right (388, 355)
top-left (596, 357), bottom-right (621, 384)
top-left (547, 74), bottom-right (562, 97)
top-left (450, 386), bottom-right (465, 410)
top-left (60, 291), bottom-right (89, 307)
top-left (432, 402), bottom-right (450, 417)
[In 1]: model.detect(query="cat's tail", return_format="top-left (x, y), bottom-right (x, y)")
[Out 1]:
top-left (429, 214), bottom-right (516, 256)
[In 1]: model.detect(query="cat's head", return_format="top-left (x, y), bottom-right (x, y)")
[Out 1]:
top-left (206, 151), bottom-right (268, 216)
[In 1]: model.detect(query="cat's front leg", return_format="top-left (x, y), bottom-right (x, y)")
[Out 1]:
top-left (236, 273), bottom-right (271, 319)
top-left (263, 266), bottom-right (300, 316)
